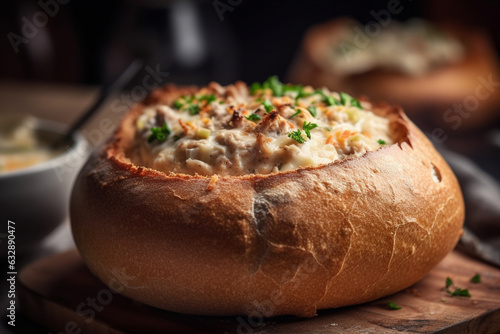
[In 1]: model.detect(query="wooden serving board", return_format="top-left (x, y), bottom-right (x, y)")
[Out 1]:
top-left (18, 250), bottom-right (500, 334)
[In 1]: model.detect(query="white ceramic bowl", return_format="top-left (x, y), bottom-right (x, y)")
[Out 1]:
top-left (0, 118), bottom-right (88, 256)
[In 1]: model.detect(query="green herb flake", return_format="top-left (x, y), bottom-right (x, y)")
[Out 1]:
top-left (250, 82), bottom-right (261, 94)
top-left (386, 301), bottom-right (402, 310)
top-left (303, 121), bottom-right (318, 139)
top-left (470, 274), bottom-right (481, 284)
top-left (290, 110), bottom-right (302, 119)
top-left (264, 75), bottom-right (284, 97)
top-left (287, 129), bottom-right (305, 143)
top-left (449, 288), bottom-right (471, 297)
top-left (173, 99), bottom-right (184, 109)
top-left (377, 139), bottom-right (386, 145)
top-left (446, 277), bottom-right (453, 290)
top-left (186, 104), bottom-right (200, 115)
top-left (445, 277), bottom-right (471, 298)
top-left (148, 122), bottom-right (171, 143)
top-left (315, 89), bottom-right (340, 106)
top-left (263, 99), bottom-right (274, 113)
top-left (297, 89), bottom-right (313, 100)
top-left (351, 98), bottom-right (362, 108)
top-left (199, 94), bottom-right (216, 103)
top-left (283, 84), bottom-right (302, 95)
top-left (251, 76), bottom-right (308, 99)
top-left (340, 92), bottom-right (362, 109)
top-left (245, 114), bottom-right (262, 122)
top-left (308, 106), bottom-right (318, 117)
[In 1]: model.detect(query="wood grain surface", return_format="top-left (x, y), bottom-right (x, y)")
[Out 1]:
top-left (18, 249), bottom-right (500, 334)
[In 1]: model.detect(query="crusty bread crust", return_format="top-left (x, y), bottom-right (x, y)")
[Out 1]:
top-left (70, 84), bottom-right (464, 317)
top-left (288, 18), bottom-right (500, 131)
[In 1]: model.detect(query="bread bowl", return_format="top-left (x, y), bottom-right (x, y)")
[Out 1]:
top-left (288, 18), bottom-right (500, 131)
top-left (70, 77), bottom-right (464, 317)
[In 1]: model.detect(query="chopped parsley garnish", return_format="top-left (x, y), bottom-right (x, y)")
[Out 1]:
top-left (263, 99), bottom-right (274, 113)
top-left (287, 129), bottom-right (305, 143)
top-left (315, 89), bottom-right (340, 106)
top-left (290, 110), bottom-right (301, 118)
top-left (250, 82), bottom-right (261, 94)
top-left (265, 75), bottom-right (284, 97)
top-left (148, 122), bottom-right (171, 143)
top-left (303, 121), bottom-right (318, 139)
top-left (173, 94), bottom-right (213, 115)
top-left (377, 139), bottom-right (386, 145)
top-left (340, 92), bottom-right (362, 109)
top-left (308, 106), bottom-right (318, 117)
top-left (251, 76), bottom-right (286, 97)
top-left (245, 114), bottom-right (262, 122)
top-left (283, 84), bottom-right (302, 95)
top-left (296, 89), bottom-right (313, 100)
top-left (284, 84), bottom-right (310, 98)
top-left (187, 104), bottom-right (201, 115)
top-left (199, 94), bottom-right (216, 103)
top-left (287, 122), bottom-right (318, 143)
top-left (249, 77), bottom-right (316, 106)
top-left (173, 99), bottom-right (184, 109)
top-left (470, 274), bottom-right (481, 284)
top-left (386, 301), bottom-right (402, 310)
top-left (445, 277), bottom-right (471, 298)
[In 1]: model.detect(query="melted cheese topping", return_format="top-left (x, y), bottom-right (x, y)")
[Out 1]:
top-left (329, 20), bottom-right (465, 77)
top-left (129, 81), bottom-right (393, 176)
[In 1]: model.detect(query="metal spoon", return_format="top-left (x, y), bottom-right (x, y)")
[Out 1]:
top-left (51, 58), bottom-right (143, 149)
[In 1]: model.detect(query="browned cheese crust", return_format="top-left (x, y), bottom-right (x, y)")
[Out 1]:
top-left (288, 18), bottom-right (500, 131)
top-left (71, 84), bottom-right (464, 317)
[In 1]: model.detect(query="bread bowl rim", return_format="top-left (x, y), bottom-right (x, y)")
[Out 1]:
top-left (107, 88), bottom-right (409, 181)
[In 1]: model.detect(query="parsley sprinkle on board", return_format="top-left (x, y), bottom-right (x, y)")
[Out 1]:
top-left (449, 288), bottom-right (471, 297)
top-left (386, 301), bottom-right (402, 310)
top-left (445, 277), bottom-right (471, 298)
top-left (446, 277), bottom-right (453, 290)
top-left (470, 274), bottom-right (481, 284)
top-left (378, 139), bottom-right (386, 145)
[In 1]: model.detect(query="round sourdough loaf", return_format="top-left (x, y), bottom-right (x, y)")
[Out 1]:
top-left (71, 84), bottom-right (464, 317)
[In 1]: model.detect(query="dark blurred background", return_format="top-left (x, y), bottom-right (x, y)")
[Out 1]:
top-left (2, 0), bottom-right (500, 167)
top-left (1, 0), bottom-right (500, 169)
top-left (0, 0), bottom-right (468, 85)
top-left (2, 1), bottom-right (500, 331)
